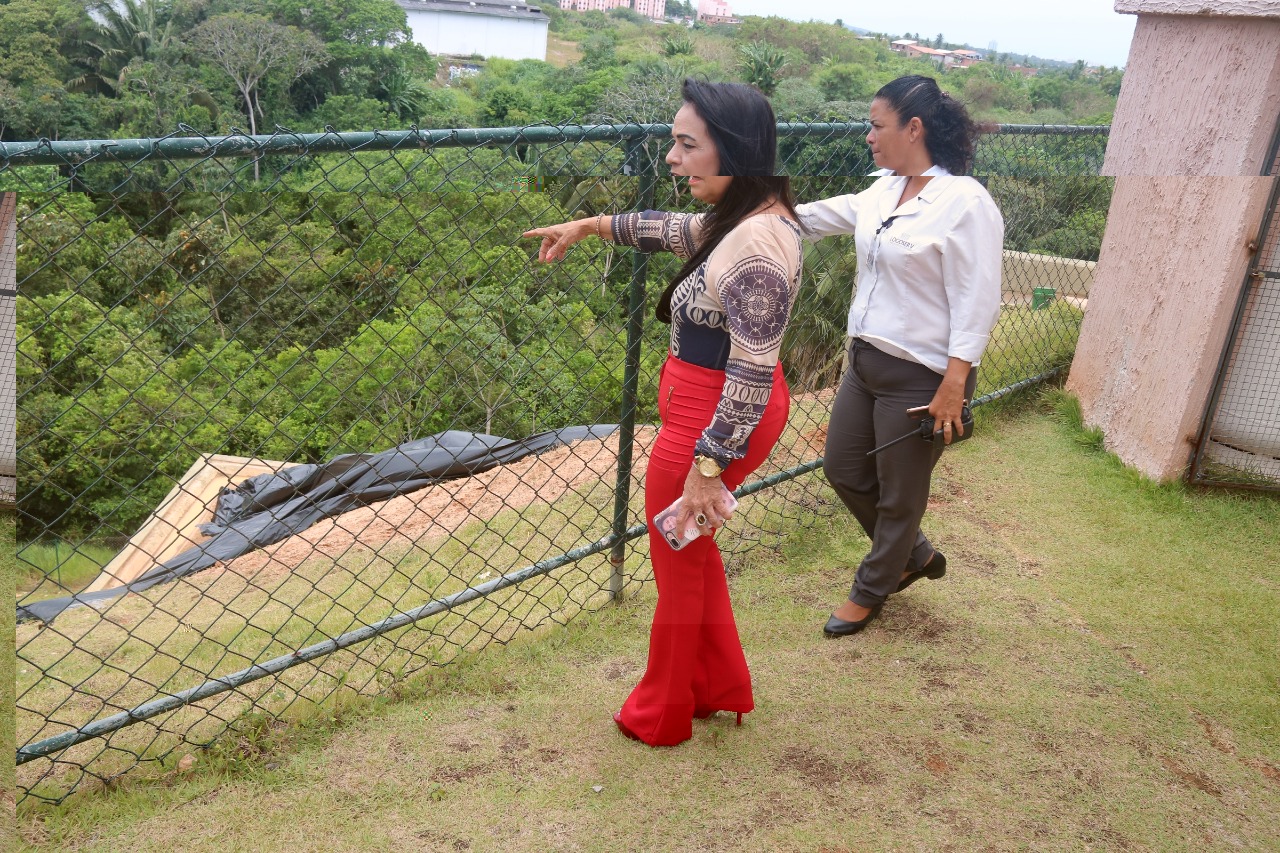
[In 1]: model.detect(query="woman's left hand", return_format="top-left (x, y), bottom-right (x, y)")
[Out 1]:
top-left (676, 466), bottom-right (732, 535)
top-left (928, 360), bottom-right (972, 445)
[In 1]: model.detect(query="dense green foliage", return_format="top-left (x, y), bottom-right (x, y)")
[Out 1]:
top-left (16, 187), bottom-right (677, 539)
top-left (0, 0), bottom-right (1120, 142)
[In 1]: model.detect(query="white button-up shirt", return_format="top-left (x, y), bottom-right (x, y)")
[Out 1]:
top-left (795, 166), bottom-right (1004, 375)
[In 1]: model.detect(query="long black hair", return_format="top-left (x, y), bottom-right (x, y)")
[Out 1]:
top-left (656, 78), bottom-right (797, 324)
top-left (874, 75), bottom-right (979, 175)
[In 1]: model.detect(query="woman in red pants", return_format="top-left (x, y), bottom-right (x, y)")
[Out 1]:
top-left (524, 79), bottom-right (803, 746)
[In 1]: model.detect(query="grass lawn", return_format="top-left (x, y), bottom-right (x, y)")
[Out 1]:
top-left (15, 541), bottom-right (115, 603)
top-left (15, 402), bottom-right (1280, 852)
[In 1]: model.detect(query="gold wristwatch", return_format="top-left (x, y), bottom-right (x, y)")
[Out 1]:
top-left (693, 454), bottom-right (724, 478)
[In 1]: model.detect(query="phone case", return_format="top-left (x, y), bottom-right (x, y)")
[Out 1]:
top-left (651, 490), bottom-right (739, 551)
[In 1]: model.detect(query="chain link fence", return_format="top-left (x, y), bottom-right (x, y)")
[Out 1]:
top-left (1, 192), bottom-right (16, 505)
top-left (5, 121), bottom-right (1110, 805)
top-left (1190, 175), bottom-right (1280, 490)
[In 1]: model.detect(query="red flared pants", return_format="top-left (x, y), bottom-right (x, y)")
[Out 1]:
top-left (617, 354), bottom-right (790, 746)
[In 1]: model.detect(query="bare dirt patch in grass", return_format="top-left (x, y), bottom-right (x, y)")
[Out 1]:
top-left (773, 745), bottom-right (883, 788)
top-left (1194, 711), bottom-right (1280, 788)
top-left (883, 599), bottom-right (955, 643)
top-left (1160, 756), bottom-right (1223, 798)
top-left (924, 749), bottom-right (957, 777)
top-left (1246, 758), bottom-right (1280, 786)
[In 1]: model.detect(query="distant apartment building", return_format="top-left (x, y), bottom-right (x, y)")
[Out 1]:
top-left (397, 0), bottom-right (550, 61)
top-left (559, 0), bottom-right (667, 20)
top-left (559, 0), bottom-right (622, 10)
top-left (696, 0), bottom-right (738, 24)
top-left (890, 39), bottom-right (916, 53)
top-left (634, 0), bottom-right (666, 19)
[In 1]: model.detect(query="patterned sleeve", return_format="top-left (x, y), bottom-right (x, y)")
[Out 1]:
top-left (695, 219), bottom-right (801, 466)
top-left (610, 210), bottom-right (705, 259)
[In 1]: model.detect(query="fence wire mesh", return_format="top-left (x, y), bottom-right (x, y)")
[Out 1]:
top-left (0, 122), bottom-right (1109, 193)
top-left (1192, 176), bottom-right (1280, 490)
top-left (2, 192), bottom-right (16, 505)
top-left (8, 121), bottom-right (1111, 805)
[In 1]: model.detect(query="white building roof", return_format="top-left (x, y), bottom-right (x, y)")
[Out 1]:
top-left (396, 0), bottom-right (549, 22)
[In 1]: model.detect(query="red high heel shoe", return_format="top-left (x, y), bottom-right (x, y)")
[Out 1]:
top-left (693, 708), bottom-right (746, 725)
top-left (613, 711), bottom-right (642, 742)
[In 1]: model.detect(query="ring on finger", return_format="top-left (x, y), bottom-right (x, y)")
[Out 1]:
top-left (695, 513), bottom-right (708, 526)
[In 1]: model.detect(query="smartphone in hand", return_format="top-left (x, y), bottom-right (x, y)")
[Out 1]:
top-left (651, 489), bottom-right (739, 551)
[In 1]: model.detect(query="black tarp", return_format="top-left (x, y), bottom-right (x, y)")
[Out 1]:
top-left (18, 425), bottom-right (618, 624)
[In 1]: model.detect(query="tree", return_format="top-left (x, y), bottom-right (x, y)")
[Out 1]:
top-left (934, 33), bottom-right (943, 48)
top-left (83, 0), bottom-right (177, 96)
top-left (188, 13), bottom-right (328, 137)
top-left (592, 60), bottom-right (685, 123)
top-left (377, 61), bottom-right (431, 121)
top-left (814, 63), bottom-right (870, 102)
top-left (737, 40), bottom-right (789, 96)
top-left (0, 0), bottom-right (88, 88)
top-left (581, 30), bottom-right (618, 71)
top-left (263, 0), bottom-right (409, 46)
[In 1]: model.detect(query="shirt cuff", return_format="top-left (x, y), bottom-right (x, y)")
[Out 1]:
top-left (948, 330), bottom-right (991, 365)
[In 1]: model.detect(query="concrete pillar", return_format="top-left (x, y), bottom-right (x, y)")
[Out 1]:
top-left (1104, 1), bottom-right (1280, 176)
top-left (1066, 178), bottom-right (1273, 480)
top-left (1066, 1), bottom-right (1280, 482)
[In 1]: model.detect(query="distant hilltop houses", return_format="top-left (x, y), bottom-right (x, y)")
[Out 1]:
top-left (559, 0), bottom-right (668, 22)
top-left (890, 39), bottom-right (990, 70)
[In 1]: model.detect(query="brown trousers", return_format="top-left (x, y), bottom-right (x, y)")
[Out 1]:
top-left (822, 338), bottom-right (976, 608)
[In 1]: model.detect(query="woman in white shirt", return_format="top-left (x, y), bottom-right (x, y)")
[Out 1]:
top-left (795, 75), bottom-right (1004, 636)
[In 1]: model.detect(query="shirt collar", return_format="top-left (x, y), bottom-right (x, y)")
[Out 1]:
top-left (870, 164), bottom-right (954, 210)
top-left (869, 164), bottom-right (952, 178)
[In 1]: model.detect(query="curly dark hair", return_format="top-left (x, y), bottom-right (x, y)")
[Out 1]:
top-left (875, 75), bottom-right (979, 175)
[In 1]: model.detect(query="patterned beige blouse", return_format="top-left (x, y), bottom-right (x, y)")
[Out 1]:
top-left (612, 210), bottom-right (803, 467)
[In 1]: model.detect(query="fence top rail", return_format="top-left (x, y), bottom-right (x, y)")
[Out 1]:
top-left (0, 122), bottom-right (1110, 167)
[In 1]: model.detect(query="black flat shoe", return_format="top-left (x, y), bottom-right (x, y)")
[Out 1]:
top-left (823, 604), bottom-right (882, 637)
top-left (896, 551), bottom-right (947, 593)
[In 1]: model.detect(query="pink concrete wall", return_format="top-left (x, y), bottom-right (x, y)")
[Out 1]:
top-left (1103, 14), bottom-right (1280, 175)
top-left (1066, 177), bottom-right (1275, 480)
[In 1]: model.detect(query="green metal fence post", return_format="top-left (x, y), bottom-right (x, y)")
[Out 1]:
top-left (609, 136), bottom-right (658, 599)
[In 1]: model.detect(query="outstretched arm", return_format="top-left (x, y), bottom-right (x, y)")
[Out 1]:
top-left (524, 211), bottom-right (706, 262)
top-left (522, 216), bottom-right (612, 263)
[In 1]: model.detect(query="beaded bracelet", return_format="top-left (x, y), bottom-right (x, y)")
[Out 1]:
top-left (595, 212), bottom-right (604, 240)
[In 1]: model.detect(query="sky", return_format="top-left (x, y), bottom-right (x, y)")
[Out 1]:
top-left (724, 0), bottom-right (1138, 68)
